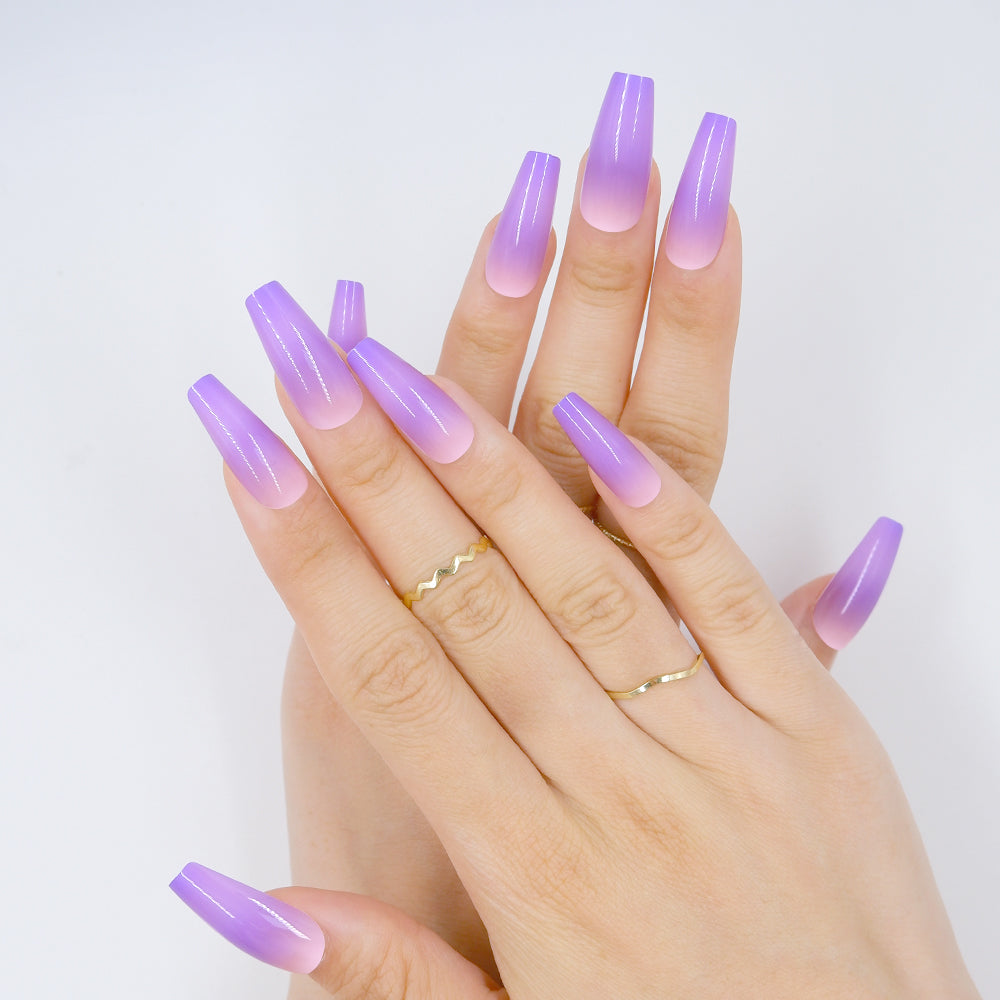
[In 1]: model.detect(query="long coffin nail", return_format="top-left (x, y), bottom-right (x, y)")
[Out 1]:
top-left (170, 862), bottom-right (324, 974)
top-left (580, 72), bottom-right (654, 233)
top-left (485, 151), bottom-right (561, 298)
top-left (553, 392), bottom-right (660, 507)
top-left (347, 338), bottom-right (473, 463)
top-left (663, 112), bottom-right (737, 270)
top-left (246, 281), bottom-right (363, 430)
top-left (188, 375), bottom-right (308, 508)
top-left (812, 517), bottom-right (903, 649)
top-left (329, 279), bottom-right (367, 350)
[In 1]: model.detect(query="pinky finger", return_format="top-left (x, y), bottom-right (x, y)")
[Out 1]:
top-left (436, 151), bottom-right (560, 425)
top-left (780, 576), bottom-right (837, 670)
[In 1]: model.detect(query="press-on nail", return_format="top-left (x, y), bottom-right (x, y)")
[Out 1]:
top-left (485, 151), bottom-right (560, 298)
top-left (347, 338), bottom-right (474, 463)
top-left (170, 862), bottom-right (324, 974)
top-left (188, 375), bottom-right (308, 508)
top-left (329, 280), bottom-right (367, 350)
top-left (663, 113), bottom-right (736, 270)
top-left (812, 517), bottom-right (903, 649)
top-left (553, 392), bottom-right (660, 507)
top-left (246, 281), bottom-right (363, 430)
top-left (580, 72), bottom-right (654, 233)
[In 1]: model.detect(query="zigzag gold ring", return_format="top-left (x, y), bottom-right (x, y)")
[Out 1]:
top-left (604, 652), bottom-right (705, 700)
top-left (402, 536), bottom-right (494, 610)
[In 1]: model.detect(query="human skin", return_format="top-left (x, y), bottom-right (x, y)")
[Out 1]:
top-left (182, 358), bottom-right (978, 997)
top-left (272, 85), bottom-right (843, 992)
top-left (280, 122), bottom-right (747, 991)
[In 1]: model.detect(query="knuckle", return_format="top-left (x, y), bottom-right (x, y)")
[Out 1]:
top-left (451, 304), bottom-right (523, 361)
top-left (551, 569), bottom-right (640, 645)
top-left (338, 437), bottom-right (406, 496)
top-left (625, 412), bottom-right (725, 497)
top-left (568, 248), bottom-right (646, 305)
top-left (347, 624), bottom-right (448, 729)
top-left (464, 437), bottom-right (529, 520)
top-left (427, 564), bottom-right (517, 651)
top-left (337, 931), bottom-right (416, 1000)
top-left (520, 396), bottom-right (592, 488)
top-left (646, 502), bottom-right (714, 565)
top-left (698, 565), bottom-right (772, 640)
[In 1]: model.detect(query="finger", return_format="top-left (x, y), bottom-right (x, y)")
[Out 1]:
top-left (623, 113), bottom-right (739, 501)
top-left (278, 888), bottom-right (505, 1000)
top-left (170, 862), bottom-right (503, 999)
top-left (282, 630), bottom-right (496, 979)
top-left (515, 73), bottom-right (659, 504)
top-left (345, 341), bottom-right (747, 758)
top-left (189, 372), bottom-right (547, 855)
top-left (553, 391), bottom-right (839, 729)
top-left (780, 576), bottom-right (838, 670)
top-left (436, 151), bottom-right (559, 424)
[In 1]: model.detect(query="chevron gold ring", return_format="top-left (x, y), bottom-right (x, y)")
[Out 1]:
top-left (402, 536), bottom-right (494, 610)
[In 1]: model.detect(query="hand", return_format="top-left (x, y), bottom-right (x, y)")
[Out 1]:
top-left (279, 78), bottom-right (840, 991)
top-left (177, 349), bottom-right (977, 997)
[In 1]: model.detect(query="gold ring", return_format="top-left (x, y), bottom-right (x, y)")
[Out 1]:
top-left (605, 652), bottom-right (705, 700)
top-left (579, 505), bottom-right (636, 551)
top-left (402, 536), bottom-right (493, 609)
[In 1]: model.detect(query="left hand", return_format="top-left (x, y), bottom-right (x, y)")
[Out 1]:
top-left (180, 349), bottom-right (975, 998)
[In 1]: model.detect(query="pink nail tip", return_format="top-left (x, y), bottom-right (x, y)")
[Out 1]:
top-left (553, 392), bottom-right (661, 508)
top-left (329, 279), bottom-right (367, 350)
top-left (170, 862), bottom-right (325, 974)
top-left (485, 151), bottom-right (560, 298)
top-left (580, 72), bottom-right (655, 233)
top-left (346, 338), bottom-right (474, 464)
top-left (246, 281), bottom-right (363, 430)
top-left (664, 112), bottom-right (737, 270)
top-left (187, 375), bottom-right (308, 509)
top-left (812, 517), bottom-right (903, 650)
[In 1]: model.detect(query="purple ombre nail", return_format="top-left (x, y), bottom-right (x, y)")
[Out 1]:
top-left (347, 338), bottom-right (474, 464)
top-left (188, 375), bottom-right (308, 508)
top-left (329, 280), bottom-right (367, 350)
top-left (485, 151), bottom-right (560, 298)
top-left (553, 392), bottom-right (660, 507)
top-left (170, 862), bottom-right (324, 974)
top-left (246, 281), bottom-right (363, 430)
top-left (580, 72), bottom-right (654, 233)
top-left (812, 517), bottom-right (903, 650)
top-left (663, 113), bottom-right (737, 270)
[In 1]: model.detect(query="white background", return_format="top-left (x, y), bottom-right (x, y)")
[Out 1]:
top-left (2, 0), bottom-right (998, 996)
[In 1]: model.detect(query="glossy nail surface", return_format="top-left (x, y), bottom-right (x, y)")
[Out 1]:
top-left (580, 72), bottom-right (654, 233)
top-left (813, 517), bottom-right (903, 649)
top-left (170, 862), bottom-right (324, 974)
top-left (188, 375), bottom-right (308, 508)
top-left (347, 338), bottom-right (473, 463)
top-left (485, 151), bottom-right (560, 297)
top-left (246, 281), bottom-right (363, 430)
top-left (554, 392), bottom-right (660, 507)
top-left (329, 279), bottom-right (367, 350)
top-left (663, 112), bottom-right (737, 270)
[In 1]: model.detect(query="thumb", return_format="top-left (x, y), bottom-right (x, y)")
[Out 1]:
top-left (781, 575), bottom-right (838, 670)
top-left (170, 862), bottom-right (504, 1000)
